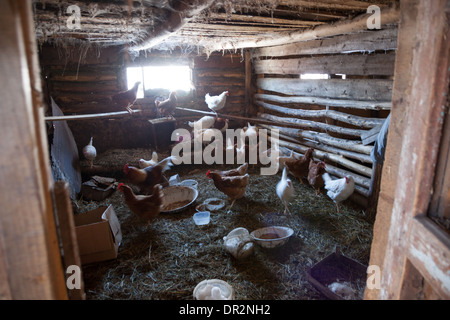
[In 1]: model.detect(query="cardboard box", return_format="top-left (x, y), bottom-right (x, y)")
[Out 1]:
top-left (74, 205), bottom-right (122, 265)
top-left (81, 176), bottom-right (117, 201)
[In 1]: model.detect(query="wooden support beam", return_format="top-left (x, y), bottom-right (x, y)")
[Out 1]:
top-left (252, 27), bottom-right (398, 58)
top-left (208, 6), bottom-right (400, 50)
top-left (255, 93), bottom-right (392, 111)
top-left (130, 0), bottom-right (216, 52)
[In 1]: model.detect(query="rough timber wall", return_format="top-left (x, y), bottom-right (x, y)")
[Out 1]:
top-left (251, 26), bottom-right (398, 203)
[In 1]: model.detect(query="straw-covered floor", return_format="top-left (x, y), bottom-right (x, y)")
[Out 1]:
top-left (77, 148), bottom-right (373, 300)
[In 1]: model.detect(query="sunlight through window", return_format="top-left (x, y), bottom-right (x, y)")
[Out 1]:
top-left (300, 73), bottom-right (330, 80)
top-left (127, 65), bottom-right (192, 99)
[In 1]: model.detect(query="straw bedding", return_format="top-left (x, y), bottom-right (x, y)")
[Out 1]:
top-left (77, 148), bottom-right (373, 300)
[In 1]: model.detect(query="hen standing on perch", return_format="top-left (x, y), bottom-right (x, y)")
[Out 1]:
top-left (82, 136), bottom-right (96, 168)
top-left (276, 167), bottom-right (295, 215)
top-left (322, 173), bottom-right (355, 213)
top-left (112, 81), bottom-right (141, 114)
top-left (205, 91), bottom-right (229, 114)
top-left (156, 91), bottom-right (177, 118)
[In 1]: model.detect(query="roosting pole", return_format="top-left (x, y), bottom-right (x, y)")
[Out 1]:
top-left (129, 0), bottom-right (216, 52)
top-left (210, 6), bottom-right (400, 51)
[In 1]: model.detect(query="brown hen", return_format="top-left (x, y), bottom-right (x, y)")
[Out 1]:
top-left (118, 183), bottom-right (162, 221)
top-left (285, 148), bottom-right (314, 183)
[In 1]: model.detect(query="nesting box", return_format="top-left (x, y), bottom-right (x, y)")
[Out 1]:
top-left (306, 247), bottom-right (367, 300)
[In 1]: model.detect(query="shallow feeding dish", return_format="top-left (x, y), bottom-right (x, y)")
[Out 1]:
top-left (250, 226), bottom-right (294, 249)
top-left (203, 198), bottom-right (226, 211)
top-left (193, 211), bottom-right (210, 225)
top-left (193, 279), bottom-right (234, 300)
top-left (160, 186), bottom-right (198, 213)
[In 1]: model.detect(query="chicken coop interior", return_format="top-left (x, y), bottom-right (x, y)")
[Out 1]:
top-left (1, 0), bottom-right (450, 301)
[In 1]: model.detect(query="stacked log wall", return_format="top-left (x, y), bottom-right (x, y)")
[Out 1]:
top-left (251, 26), bottom-right (397, 204)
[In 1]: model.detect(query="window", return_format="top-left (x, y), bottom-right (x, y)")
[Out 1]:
top-left (300, 73), bottom-right (330, 80)
top-left (127, 65), bottom-right (193, 99)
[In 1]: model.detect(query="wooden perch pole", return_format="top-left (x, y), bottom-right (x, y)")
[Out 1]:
top-left (44, 109), bottom-right (141, 121)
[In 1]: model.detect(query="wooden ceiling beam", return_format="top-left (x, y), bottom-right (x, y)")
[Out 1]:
top-left (206, 5), bottom-right (399, 51)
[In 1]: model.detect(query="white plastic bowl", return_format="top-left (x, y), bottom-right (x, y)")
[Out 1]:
top-left (193, 279), bottom-right (234, 300)
top-left (160, 186), bottom-right (198, 213)
top-left (193, 211), bottom-right (210, 225)
top-left (250, 226), bottom-right (294, 249)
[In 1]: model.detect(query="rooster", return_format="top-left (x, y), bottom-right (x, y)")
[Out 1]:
top-left (276, 167), bottom-right (295, 215)
top-left (118, 183), bottom-right (162, 221)
top-left (123, 156), bottom-right (173, 194)
top-left (206, 168), bottom-right (249, 211)
top-left (308, 160), bottom-right (326, 195)
top-left (139, 151), bottom-right (158, 169)
top-left (205, 91), bottom-right (229, 114)
top-left (82, 136), bottom-right (96, 168)
top-left (112, 81), bottom-right (141, 114)
top-left (155, 91), bottom-right (177, 118)
top-left (322, 173), bottom-right (355, 213)
top-left (285, 148), bottom-right (314, 183)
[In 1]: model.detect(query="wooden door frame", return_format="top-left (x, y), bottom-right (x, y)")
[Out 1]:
top-left (0, 1), bottom-right (67, 299)
top-left (366, 0), bottom-right (450, 299)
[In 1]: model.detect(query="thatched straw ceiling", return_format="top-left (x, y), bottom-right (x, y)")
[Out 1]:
top-left (33, 0), bottom-right (398, 54)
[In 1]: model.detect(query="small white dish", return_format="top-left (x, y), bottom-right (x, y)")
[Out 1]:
top-left (193, 211), bottom-right (210, 225)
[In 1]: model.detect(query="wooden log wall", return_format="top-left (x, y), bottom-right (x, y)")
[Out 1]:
top-left (251, 26), bottom-right (397, 203)
top-left (39, 45), bottom-right (246, 154)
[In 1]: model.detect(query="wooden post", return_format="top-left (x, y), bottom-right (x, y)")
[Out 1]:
top-left (366, 163), bottom-right (383, 223)
top-left (244, 49), bottom-right (252, 118)
top-left (53, 182), bottom-right (85, 300)
top-left (0, 1), bottom-right (67, 299)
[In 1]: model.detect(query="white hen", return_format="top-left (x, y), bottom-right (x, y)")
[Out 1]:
top-left (82, 137), bottom-right (96, 168)
top-left (205, 91), bottom-right (229, 114)
top-left (276, 167), bottom-right (295, 215)
top-left (245, 122), bottom-right (258, 140)
top-left (188, 116), bottom-right (216, 130)
top-left (322, 173), bottom-right (355, 213)
top-left (139, 151), bottom-right (158, 168)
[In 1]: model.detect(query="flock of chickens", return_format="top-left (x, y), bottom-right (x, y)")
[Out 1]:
top-left (82, 83), bottom-right (355, 222)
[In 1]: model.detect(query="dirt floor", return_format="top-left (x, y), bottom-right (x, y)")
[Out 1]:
top-left (76, 148), bottom-right (373, 300)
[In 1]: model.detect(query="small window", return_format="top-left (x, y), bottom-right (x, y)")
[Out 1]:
top-left (127, 65), bottom-right (193, 99)
top-left (300, 73), bottom-right (330, 80)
